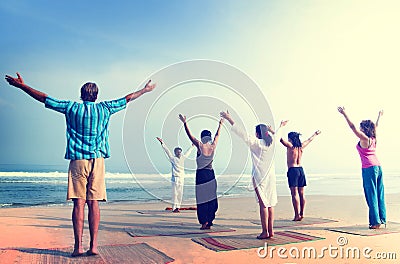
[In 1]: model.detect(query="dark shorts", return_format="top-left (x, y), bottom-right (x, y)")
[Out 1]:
top-left (287, 167), bottom-right (307, 187)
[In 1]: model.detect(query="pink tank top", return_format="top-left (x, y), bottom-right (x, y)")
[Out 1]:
top-left (356, 138), bottom-right (380, 168)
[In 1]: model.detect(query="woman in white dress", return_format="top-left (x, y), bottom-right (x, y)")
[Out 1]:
top-left (220, 110), bottom-right (286, 239)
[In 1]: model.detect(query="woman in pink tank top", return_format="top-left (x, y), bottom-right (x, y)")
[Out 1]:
top-left (338, 107), bottom-right (386, 229)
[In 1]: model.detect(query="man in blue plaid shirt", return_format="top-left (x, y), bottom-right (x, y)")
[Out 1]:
top-left (5, 72), bottom-right (155, 257)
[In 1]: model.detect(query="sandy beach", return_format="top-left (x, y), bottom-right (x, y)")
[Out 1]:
top-left (1, 193), bottom-right (399, 264)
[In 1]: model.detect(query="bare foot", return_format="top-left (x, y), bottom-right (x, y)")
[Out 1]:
top-left (172, 208), bottom-right (180, 213)
top-left (293, 216), bottom-right (302, 221)
top-left (369, 224), bottom-right (381, 229)
top-left (256, 232), bottom-right (270, 239)
top-left (200, 222), bottom-right (209, 230)
top-left (86, 249), bottom-right (99, 256)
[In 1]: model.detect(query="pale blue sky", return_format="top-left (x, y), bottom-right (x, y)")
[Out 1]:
top-left (1, 1), bottom-right (400, 174)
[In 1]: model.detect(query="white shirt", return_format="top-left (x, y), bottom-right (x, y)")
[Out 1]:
top-left (161, 143), bottom-right (194, 179)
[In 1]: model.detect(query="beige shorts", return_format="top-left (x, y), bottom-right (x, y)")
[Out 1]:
top-left (67, 158), bottom-right (106, 201)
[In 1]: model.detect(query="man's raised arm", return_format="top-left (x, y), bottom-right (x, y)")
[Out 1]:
top-left (125, 80), bottom-right (156, 103)
top-left (5, 73), bottom-right (47, 103)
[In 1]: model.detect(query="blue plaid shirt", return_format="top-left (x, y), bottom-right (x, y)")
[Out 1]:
top-left (45, 96), bottom-right (127, 160)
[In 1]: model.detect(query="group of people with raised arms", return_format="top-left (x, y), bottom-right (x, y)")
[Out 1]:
top-left (159, 108), bottom-right (386, 239)
top-left (5, 71), bottom-right (387, 257)
top-left (159, 111), bottom-right (321, 238)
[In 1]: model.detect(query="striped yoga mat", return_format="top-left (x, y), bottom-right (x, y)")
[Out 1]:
top-left (192, 231), bottom-right (325, 252)
top-left (126, 222), bottom-right (235, 237)
top-left (1, 243), bottom-right (174, 264)
top-left (251, 217), bottom-right (337, 228)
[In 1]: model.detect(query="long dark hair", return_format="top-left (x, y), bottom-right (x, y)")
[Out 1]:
top-left (255, 124), bottom-right (273, 146)
top-left (288, 132), bottom-right (302, 147)
top-left (360, 120), bottom-right (376, 138)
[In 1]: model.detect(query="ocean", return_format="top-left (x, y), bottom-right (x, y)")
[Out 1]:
top-left (1, 168), bottom-right (399, 208)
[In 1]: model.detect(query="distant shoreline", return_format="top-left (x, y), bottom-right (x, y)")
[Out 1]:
top-left (1, 171), bottom-right (400, 209)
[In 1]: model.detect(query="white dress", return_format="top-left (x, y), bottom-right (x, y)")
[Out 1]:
top-left (161, 143), bottom-right (194, 209)
top-left (231, 124), bottom-right (278, 207)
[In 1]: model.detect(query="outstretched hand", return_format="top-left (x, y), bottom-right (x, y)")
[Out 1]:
top-left (219, 110), bottom-right (230, 120)
top-left (280, 120), bottom-right (289, 127)
top-left (156, 137), bottom-right (163, 144)
top-left (178, 114), bottom-right (186, 123)
top-left (5, 72), bottom-right (25, 88)
top-left (143, 80), bottom-right (156, 93)
top-left (378, 110), bottom-right (384, 117)
top-left (337, 106), bottom-right (346, 115)
top-left (315, 130), bottom-right (322, 135)
top-left (220, 110), bottom-right (234, 125)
